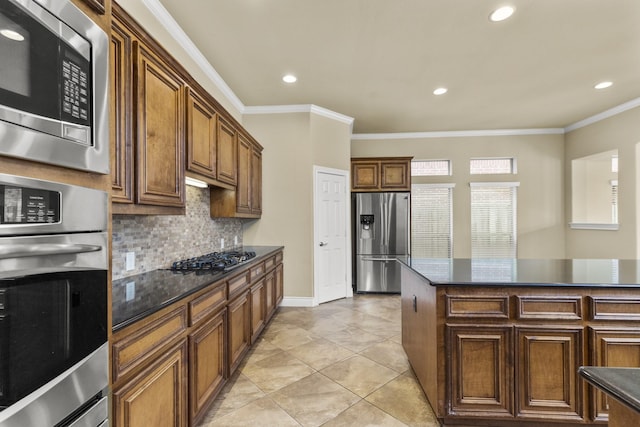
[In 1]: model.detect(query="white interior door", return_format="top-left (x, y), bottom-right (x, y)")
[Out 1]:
top-left (314, 166), bottom-right (351, 304)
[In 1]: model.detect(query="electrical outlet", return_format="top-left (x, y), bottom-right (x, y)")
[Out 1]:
top-left (125, 281), bottom-right (135, 301)
top-left (220, 238), bottom-right (224, 249)
top-left (125, 252), bottom-right (135, 271)
top-left (234, 235), bottom-right (238, 246)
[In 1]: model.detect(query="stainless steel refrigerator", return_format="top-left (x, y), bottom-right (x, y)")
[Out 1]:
top-left (353, 192), bottom-right (410, 293)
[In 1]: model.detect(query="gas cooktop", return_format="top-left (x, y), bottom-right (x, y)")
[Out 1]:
top-left (170, 250), bottom-right (257, 274)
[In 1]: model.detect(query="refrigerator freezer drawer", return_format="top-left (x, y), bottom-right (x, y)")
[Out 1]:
top-left (356, 255), bottom-right (408, 293)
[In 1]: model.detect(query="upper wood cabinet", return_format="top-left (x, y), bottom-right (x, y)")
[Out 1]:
top-left (186, 88), bottom-right (218, 182)
top-left (110, 16), bottom-right (133, 204)
top-left (111, 6), bottom-right (186, 214)
top-left (134, 42), bottom-right (185, 208)
top-left (210, 130), bottom-right (263, 218)
top-left (216, 117), bottom-right (238, 187)
top-left (351, 157), bottom-right (412, 192)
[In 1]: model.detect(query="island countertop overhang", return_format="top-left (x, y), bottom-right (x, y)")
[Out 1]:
top-left (399, 258), bottom-right (640, 288)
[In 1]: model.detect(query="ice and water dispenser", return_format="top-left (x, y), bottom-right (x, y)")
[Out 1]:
top-left (360, 214), bottom-right (375, 239)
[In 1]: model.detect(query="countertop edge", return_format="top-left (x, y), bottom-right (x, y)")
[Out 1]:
top-left (578, 367), bottom-right (640, 413)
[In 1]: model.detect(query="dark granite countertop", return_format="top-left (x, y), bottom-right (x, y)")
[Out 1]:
top-left (112, 246), bottom-right (283, 331)
top-left (400, 258), bottom-right (640, 287)
top-left (579, 367), bottom-right (640, 413)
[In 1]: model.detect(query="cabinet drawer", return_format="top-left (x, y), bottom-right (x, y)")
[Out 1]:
top-left (189, 281), bottom-right (227, 326)
top-left (275, 251), bottom-right (283, 264)
top-left (227, 270), bottom-right (250, 299)
top-left (264, 256), bottom-right (276, 271)
top-left (516, 296), bottom-right (582, 320)
top-left (446, 295), bottom-right (509, 319)
top-left (250, 262), bottom-right (265, 280)
top-left (589, 296), bottom-right (640, 321)
top-left (112, 306), bottom-right (187, 382)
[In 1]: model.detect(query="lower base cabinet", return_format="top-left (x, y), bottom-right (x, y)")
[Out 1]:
top-left (112, 249), bottom-right (284, 427)
top-left (189, 309), bottom-right (227, 425)
top-left (228, 290), bottom-right (251, 375)
top-left (113, 340), bottom-right (188, 427)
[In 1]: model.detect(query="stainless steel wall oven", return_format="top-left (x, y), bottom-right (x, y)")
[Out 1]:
top-left (0, 0), bottom-right (109, 174)
top-left (0, 173), bottom-right (108, 427)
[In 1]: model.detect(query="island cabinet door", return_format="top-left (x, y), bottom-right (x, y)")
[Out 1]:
top-left (446, 324), bottom-right (514, 418)
top-left (515, 326), bottom-right (584, 422)
top-left (588, 327), bottom-right (640, 422)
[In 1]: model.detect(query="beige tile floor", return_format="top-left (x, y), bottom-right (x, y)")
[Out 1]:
top-left (197, 294), bottom-right (440, 427)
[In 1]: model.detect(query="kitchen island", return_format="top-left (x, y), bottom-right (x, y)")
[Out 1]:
top-left (400, 258), bottom-right (640, 427)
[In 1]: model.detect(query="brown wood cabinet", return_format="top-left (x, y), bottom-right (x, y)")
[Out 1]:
top-left (209, 130), bottom-right (263, 218)
top-left (401, 263), bottom-right (640, 427)
top-left (110, 13), bottom-right (133, 204)
top-left (227, 290), bottom-right (251, 376)
top-left (111, 6), bottom-right (186, 214)
top-left (113, 340), bottom-right (188, 427)
top-left (186, 88), bottom-right (218, 182)
top-left (351, 157), bottom-right (412, 192)
top-left (112, 249), bottom-right (284, 426)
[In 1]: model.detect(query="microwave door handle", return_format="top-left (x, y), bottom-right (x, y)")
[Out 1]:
top-left (0, 243), bottom-right (102, 260)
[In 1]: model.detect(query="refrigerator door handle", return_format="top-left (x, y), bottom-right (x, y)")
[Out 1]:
top-left (361, 257), bottom-right (397, 262)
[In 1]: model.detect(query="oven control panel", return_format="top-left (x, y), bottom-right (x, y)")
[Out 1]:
top-left (0, 185), bottom-right (60, 225)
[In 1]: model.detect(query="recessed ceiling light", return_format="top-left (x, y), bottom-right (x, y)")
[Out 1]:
top-left (489, 6), bottom-right (515, 22)
top-left (594, 81), bottom-right (613, 90)
top-left (0, 29), bottom-right (25, 41)
top-left (433, 87), bottom-right (448, 96)
top-left (282, 74), bottom-right (297, 83)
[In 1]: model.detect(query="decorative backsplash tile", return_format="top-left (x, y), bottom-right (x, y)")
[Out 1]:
top-left (112, 186), bottom-right (243, 280)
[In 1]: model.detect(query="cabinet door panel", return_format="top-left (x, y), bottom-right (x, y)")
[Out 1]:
top-left (135, 43), bottom-right (185, 207)
top-left (251, 146), bottom-right (262, 215)
top-left (186, 89), bottom-right (217, 178)
top-left (217, 117), bottom-right (237, 186)
top-left (189, 309), bottom-right (227, 425)
top-left (236, 134), bottom-right (251, 214)
top-left (250, 279), bottom-right (266, 343)
top-left (589, 327), bottom-right (640, 422)
top-left (380, 161), bottom-right (409, 189)
top-left (113, 340), bottom-right (188, 427)
top-left (228, 292), bottom-right (250, 375)
top-left (351, 162), bottom-right (379, 190)
top-left (110, 18), bottom-right (134, 204)
top-left (516, 327), bottom-right (584, 421)
top-left (446, 325), bottom-right (513, 418)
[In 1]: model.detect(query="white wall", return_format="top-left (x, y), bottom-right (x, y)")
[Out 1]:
top-left (565, 106), bottom-right (640, 259)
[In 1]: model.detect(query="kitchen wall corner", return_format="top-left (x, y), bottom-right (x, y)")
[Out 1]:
top-left (112, 185), bottom-right (243, 280)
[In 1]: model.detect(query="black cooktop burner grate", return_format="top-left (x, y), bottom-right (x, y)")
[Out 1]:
top-left (170, 250), bottom-right (256, 273)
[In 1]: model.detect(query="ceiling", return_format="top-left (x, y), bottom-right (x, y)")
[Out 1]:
top-left (148, 0), bottom-right (640, 134)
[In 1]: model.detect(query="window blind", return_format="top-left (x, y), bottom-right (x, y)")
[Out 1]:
top-left (470, 183), bottom-right (518, 258)
top-left (411, 184), bottom-right (453, 258)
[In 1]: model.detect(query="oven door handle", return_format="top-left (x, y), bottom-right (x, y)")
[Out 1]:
top-left (0, 243), bottom-right (102, 259)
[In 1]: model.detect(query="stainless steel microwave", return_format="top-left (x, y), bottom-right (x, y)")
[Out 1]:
top-left (0, 0), bottom-right (109, 174)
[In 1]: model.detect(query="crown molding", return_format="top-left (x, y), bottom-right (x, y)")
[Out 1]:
top-left (143, 0), bottom-right (244, 113)
top-left (244, 104), bottom-right (355, 126)
top-left (351, 128), bottom-right (565, 140)
top-left (564, 97), bottom-right (640, 133)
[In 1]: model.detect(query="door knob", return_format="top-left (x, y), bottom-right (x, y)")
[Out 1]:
top-left (319, 242), bottom-right (328, 247)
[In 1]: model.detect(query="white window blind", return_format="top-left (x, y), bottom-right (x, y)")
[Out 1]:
top-left (470, 158), bottom-right (515, 174)
top-left (411, 160), bottom-right (451, 176)
top-left (470, 183), bottom-right (518, 258)
top-left (411, 184), bottom-right (454, 258)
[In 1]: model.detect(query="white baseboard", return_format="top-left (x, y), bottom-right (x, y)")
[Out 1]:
top-left (279, 296), bottom-right (316, 307)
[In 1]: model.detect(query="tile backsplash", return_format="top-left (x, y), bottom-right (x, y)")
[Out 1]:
top-left (112, 185), bottom-right (243, 280)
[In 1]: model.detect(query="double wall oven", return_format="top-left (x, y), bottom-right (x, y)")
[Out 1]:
top-left (0, 174), bottom-right (109, 426)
